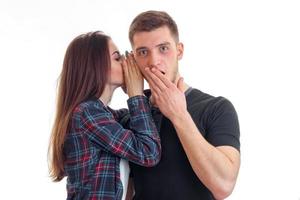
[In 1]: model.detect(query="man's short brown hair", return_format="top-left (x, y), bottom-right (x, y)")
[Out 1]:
top-left (129, 10), bottom-right (179, 44)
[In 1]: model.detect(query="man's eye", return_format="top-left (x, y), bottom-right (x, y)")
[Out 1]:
top-left (160, 46), bottom-right (168, 52)
top-left (138, 50), bottom-right (148, 57)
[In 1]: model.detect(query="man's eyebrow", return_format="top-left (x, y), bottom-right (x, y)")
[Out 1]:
top-left (156, 42), bottom-right (171, 47)
top-left (135, 47), bottom-right (148, 52)
top-left (135, 42), bottom-right (171, 52)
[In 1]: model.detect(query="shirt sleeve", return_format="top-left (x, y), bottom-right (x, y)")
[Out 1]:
top-left (82, 95), bottom-right (161, 166)
top-left (206, 97), bottom-right (240, 151)
top-left (108, 107), bottom-right (130, 128)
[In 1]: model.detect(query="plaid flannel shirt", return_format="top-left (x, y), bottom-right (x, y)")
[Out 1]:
top-left (63, 95), bottom-right (161, 200)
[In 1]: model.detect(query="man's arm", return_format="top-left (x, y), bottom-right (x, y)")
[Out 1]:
top-left (172, 111), bottom-right (240, 200)
top-left (144, 67), bottom-right (240, 199)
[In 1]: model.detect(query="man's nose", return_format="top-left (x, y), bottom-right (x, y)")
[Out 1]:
top-left (148, 52), bottom-right (161, 68)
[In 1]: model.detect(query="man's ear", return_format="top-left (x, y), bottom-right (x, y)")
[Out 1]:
top-left (177, 42), bottom-right (184, 60)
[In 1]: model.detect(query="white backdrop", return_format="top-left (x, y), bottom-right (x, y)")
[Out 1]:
top-left (0, 0), bottom-right (299, 199)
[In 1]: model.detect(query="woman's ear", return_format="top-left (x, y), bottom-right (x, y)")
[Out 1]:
top-left (177, 42), bottom-right (184, 60)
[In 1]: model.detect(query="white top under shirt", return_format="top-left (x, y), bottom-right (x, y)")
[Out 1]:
top-left (120, 158), bottom-right (130, 200)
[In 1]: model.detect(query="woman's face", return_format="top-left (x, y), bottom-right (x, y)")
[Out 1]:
top-left (108, 39), bottom-right (123, 87)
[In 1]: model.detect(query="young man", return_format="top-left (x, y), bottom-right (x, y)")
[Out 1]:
top-left (127, 10), bottom-right (240, 200)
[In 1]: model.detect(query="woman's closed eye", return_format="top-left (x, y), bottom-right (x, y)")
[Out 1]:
top-left (115, 54), bottom-right (121, 61)
top-left (112, 51), bottom-right (121, 61)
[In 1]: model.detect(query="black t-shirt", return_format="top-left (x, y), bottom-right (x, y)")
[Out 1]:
top-left (130, 88), bottom-right (240, 200)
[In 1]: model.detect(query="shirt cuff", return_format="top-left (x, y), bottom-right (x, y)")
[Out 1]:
top-left (127, 95), bottom-right (151, 116)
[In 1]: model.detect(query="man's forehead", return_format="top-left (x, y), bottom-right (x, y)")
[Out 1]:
top-left (132, 28), bottom-right (175, 50)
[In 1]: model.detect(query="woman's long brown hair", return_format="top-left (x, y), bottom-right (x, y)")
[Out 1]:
top-left (48, 31), bottom-right (111, 181)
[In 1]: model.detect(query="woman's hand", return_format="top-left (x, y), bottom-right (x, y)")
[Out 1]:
top-left (122, 51), bottom-right (144, 97)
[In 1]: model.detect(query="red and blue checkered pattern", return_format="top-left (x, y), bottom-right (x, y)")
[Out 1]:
top-left (63, 95), bottom-right (161, 200)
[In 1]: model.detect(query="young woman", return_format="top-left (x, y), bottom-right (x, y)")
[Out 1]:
top-left (48, 31), bottom-right (161, 200)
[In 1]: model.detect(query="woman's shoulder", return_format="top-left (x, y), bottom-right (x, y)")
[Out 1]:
top-left (73, 98), bottom-right (107, 116)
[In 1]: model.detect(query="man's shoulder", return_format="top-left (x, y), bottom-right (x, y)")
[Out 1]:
top-left (187, 88), bottom-right (235, 115)
top-left (187, 88), bottom-right (217, 105)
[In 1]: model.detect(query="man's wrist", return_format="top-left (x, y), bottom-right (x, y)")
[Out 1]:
top-left (170, 110), bottom-right (191, 125)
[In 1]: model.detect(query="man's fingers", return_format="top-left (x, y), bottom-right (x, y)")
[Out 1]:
top-left (177, 77), bottom-right (185, 92)
top-left (145, 68), bottom-right (168, 91)
top-left (145, 68), bottom-right (162, 94)
top-left (150, 68), bottom-right (173, 88)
